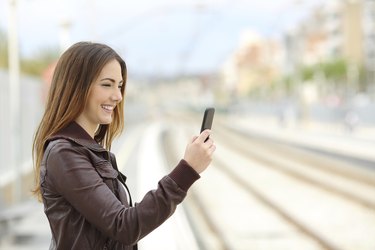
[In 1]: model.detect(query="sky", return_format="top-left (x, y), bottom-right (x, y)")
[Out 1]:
top-left (0, 0), bottom-right (325, 77)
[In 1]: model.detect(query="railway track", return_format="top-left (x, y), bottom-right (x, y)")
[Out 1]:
top-left (161, 114), bottom-right (375, 250)
top-left (215, 124), bottom-right (375, 212)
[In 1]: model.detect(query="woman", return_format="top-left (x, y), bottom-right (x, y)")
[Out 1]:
top-left (32, 41), bottom-right (216, 250)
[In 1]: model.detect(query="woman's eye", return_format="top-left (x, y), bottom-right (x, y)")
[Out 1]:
top-left (118, 85), bottom-right (123, 89)
top-left (101, 83), bottom-right (111, 87)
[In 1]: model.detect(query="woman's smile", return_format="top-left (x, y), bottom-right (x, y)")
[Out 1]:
top-left (101, 104), bottom-right (115, 113)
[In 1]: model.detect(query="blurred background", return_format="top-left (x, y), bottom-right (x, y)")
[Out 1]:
top-left (0, 0), bottom-right (375, 249)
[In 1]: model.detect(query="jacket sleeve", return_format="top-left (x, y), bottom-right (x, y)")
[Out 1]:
top-left (45, 141), bottom-right (200, 246)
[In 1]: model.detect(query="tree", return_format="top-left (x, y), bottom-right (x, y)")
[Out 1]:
top-left (0, 30), bottom-right (8, 68)
top-left (300, 59), bottom-right (347, 83)
top-left (20, 48), bottom-right (59, 76)
top-left (0, 28), bottom-right (59, 76)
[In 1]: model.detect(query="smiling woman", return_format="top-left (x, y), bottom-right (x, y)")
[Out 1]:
top-left (31, 41), bottom-right (216, 250)
top-left (75, 59), bottom-right (124, 137)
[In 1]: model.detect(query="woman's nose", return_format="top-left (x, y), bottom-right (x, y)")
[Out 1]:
top-left (112, 88), bottom-right (123, 103)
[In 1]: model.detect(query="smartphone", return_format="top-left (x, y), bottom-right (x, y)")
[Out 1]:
top-left (200, 108), bottom-right (215, 141)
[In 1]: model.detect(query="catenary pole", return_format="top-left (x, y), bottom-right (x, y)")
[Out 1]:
top-left (8, 0), bottom-right (21, 203)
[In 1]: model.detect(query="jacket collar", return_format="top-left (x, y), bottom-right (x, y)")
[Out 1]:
top-left (48, 121), bottom-right (107, 152)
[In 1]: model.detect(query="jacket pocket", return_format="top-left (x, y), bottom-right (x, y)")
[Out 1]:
top-left (94, 161), bottom-right (118, 179)
top-left (94, 161), bottom-right (119, 195)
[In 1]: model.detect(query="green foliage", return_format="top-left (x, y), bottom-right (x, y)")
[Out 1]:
top-left (301, 66), bottom-right (315, 81)
top-left (0, 31), bottom-right (8, 68)
top-left (323, 59), bottom-right (347, 80)
top-left (300, 59), bottom-right (348, 82)
top-left (20, 48), bottom-right (59, 76)
top-left (277, 58), bottom-right (369, 96)
top-left (0, 28), bottom-right (59, 76)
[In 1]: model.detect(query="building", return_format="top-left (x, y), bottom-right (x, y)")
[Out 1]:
top-left (221, 30), bottom-right (282, 98)
top-left (362, 0), bottom-right (375, 85)
top-left (285, 0), bottom-right (366, 66)
top-left (282, 0), bottom-right (375, 93)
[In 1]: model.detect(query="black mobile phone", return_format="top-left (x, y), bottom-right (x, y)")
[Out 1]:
top-left (200, 108), bottom-right (215, 141)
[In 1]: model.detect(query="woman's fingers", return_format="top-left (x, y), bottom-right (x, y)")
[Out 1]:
top-left (196, 129), bottom-right (211, 143)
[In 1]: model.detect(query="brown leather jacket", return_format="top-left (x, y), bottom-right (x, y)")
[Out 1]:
top-left (40, 122), bottom-right (200, 250)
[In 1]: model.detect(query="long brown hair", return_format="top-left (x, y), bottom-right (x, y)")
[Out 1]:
top-left (32, 42), bottom-right (127, 199)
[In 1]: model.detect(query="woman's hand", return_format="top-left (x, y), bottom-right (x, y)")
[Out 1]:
top-left (183, 130), bottom-right (216, 174)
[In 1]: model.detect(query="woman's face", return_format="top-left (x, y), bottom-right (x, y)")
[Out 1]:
top-left (76, 59), bottom-right (123, 136)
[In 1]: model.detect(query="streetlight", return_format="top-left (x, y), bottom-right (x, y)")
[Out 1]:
top-left (7, 0), bottom-right (21, 203)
